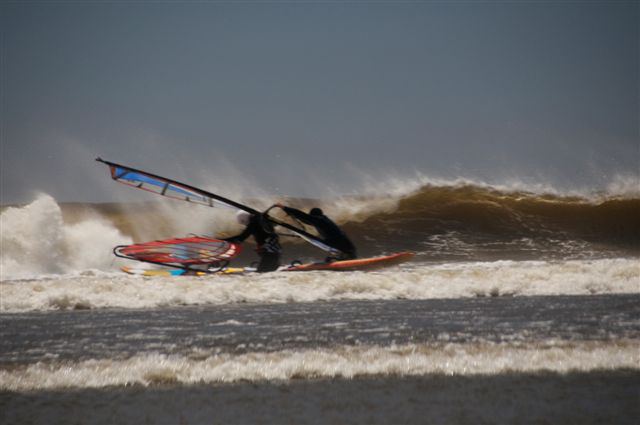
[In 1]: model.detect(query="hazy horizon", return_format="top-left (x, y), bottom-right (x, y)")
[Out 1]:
top-left (2, 1), bottom-right (638, 204)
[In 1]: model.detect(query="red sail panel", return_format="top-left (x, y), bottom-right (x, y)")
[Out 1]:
top-left (116, 237), bottom-right (241, 265)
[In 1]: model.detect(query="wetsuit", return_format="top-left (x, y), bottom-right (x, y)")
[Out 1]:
top-left (282, 206), bottom-right (357, 260)
top-left (224, 214), bottom-right (281, 272)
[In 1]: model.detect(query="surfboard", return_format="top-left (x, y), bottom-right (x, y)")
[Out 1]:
top-left (283, 252), bottom-right (414, 272)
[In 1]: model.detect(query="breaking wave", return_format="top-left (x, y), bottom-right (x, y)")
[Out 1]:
top-left (0, 194), bottom-right (132, 280)
top-left (340, 183), bottom-right (640, 257)
top-left (1, 340), bottom-right (637, 391)
top-left (1, 258), bottom-right (637, 312)
top-left (1, 178), bottom-right (638, 280)
top-left (54, 181), bottom-right (640, 259)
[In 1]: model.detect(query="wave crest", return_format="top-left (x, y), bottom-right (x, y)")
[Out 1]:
top-left (340, 184), bottom-right (640, 256)
top-left (0, 194), bottom-right (132, 280)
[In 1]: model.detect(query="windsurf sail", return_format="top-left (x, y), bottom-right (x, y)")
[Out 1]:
top-left (97, 158), bottom-right (341, 254)
top-left (114, 237), bottom-right (241, 271)
top-left (97, 158), bottom-right (254, 212)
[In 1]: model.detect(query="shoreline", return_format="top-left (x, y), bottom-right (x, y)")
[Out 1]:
top-left (2, 370), bottom-right (638, 424)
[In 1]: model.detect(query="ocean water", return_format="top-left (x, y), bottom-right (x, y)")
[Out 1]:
top-left (1, 180), bottom-right (639, 423)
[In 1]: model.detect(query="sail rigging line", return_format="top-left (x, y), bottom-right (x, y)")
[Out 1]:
top-left (96, 158), bottom-right (340, 254)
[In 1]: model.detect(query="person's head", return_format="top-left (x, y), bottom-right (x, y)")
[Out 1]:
top-left (309, 207), bottom-right (323, 217)
top-left (236, 211), bottom-right (251, 226)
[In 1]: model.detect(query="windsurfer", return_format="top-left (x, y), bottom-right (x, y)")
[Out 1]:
top-left (276, 204), bottom-right (357, 261)
top-left (222, 211), bottom-right (282, 272)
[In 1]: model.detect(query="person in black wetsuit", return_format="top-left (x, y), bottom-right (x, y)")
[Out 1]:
top-left (276, 204), bottom-right (357, 261)
top-left (223, 210), bottom-right (281, 272)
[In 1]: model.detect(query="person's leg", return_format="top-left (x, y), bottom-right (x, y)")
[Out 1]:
top-left (257, 253), bottom-right (280, 272)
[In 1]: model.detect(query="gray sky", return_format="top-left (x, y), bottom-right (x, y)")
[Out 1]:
top-left (1, 1), bottom-right (638, 203)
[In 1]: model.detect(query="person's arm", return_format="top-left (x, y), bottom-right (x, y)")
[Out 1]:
top-left (281, 206), bottom-right (318, 226)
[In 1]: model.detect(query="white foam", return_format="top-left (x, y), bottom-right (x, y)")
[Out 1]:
top-left (1, 340), bottom-right (637, 391)
top-left (1, 258), bottom-right (638, 312)
top-left (338, 168), bottom-right (638, 199)
top-left (0, 194), bottom-right (132, 280)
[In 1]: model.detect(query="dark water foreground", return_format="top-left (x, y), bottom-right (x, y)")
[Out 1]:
top-left (2, 294), bottom-right (639, 364)
top-left (1, 294), bottom-right (639, 424)
top-left (1, 370), bottom-right (638, 425)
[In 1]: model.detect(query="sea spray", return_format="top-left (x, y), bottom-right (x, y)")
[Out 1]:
top-left (0, 194), bottom-right (131, 280)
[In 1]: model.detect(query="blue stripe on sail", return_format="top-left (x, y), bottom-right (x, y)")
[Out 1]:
top-left (119, 170), bottom-right (163, 187)
top-left (116, 167), bottom-right (207, 201)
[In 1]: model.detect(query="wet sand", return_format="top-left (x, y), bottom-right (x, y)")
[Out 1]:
top-left (2, 370), bottom-right (638, 425)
